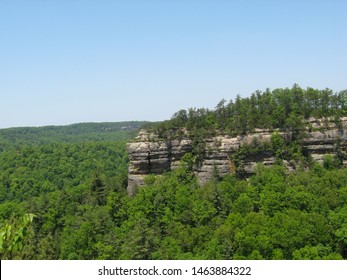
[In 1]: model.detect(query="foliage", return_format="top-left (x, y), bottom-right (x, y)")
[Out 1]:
top-left (1, 86), bottom-right (347, 260)
top-left (0, 121), bottom-right (147, 149)
top-left (3, 151), bottom-right (347, 260)
top-left (151, 85), bottom-right (347, 137)
top-left (0, 213), bottom-right (35, 259)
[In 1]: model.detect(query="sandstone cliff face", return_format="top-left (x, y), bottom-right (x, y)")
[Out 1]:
top-left (127, 118), bottom-right (347, 195)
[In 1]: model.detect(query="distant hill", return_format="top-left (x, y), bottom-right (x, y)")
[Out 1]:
top-left (0, 121), bottom-right (149, 149)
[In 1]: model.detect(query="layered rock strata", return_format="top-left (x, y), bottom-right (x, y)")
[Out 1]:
top-left (127, 118), bottom-right (347, 195)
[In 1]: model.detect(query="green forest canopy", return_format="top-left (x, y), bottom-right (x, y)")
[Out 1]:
top-left (1, 85), bottom-right (347, 260)
top-left (152, 84), bottom-right (347, 138)
top-left (0, 121), bottom-right (148, 149)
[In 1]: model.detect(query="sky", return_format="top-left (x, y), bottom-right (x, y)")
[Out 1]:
top-left (0, 0), bottom-right (346, 128)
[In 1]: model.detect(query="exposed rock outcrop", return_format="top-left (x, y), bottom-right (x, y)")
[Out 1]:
top-left (127, 118), bottom-right (347, 195)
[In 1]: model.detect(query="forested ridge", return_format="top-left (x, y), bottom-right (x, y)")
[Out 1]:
top-left (152, 84), bottom-right (347, 138)
top-left (1, 86), bottom-right (347, 260)
top-left (0, 121), bottom-right (147, 149)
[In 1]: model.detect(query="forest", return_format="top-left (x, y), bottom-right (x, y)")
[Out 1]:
top-left (0, 121), bottom-right (147, 150)
top-left (1, 85), bottom-right (347, 260)
top-left (152, 84), bottom-right (347, 139)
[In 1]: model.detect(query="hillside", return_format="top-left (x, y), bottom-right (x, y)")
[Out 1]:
top-left (0, 121), bottom-right (148, 149)
top-left (0, 121), bottom-right (138, 259)
top-left (1, 86), bottom-right (347, 260)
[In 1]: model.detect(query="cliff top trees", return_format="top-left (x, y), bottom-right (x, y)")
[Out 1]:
top-left (153, 85), bottom-right (347, 138)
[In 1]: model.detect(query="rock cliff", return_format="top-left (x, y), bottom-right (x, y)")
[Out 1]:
top-left (127, 117), bottom-right (347, 195)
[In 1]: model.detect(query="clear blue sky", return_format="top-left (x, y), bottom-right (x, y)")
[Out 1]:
top-left (1, 0), bottom-right (346, 128)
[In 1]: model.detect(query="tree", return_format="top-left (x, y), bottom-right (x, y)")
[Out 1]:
top-left (91, 172), bottom-right (106, 206)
